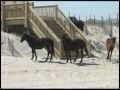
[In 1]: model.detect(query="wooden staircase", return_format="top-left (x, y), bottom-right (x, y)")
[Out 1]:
top-left (1, 2), bottom-right (91, 59)
top-left (33, 4), bottom-right (91, 59)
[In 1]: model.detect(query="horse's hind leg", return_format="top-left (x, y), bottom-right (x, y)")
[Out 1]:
top-left (65, 50), bottom-right (69, 63)
top-left (46, 51), bottom-right (49, 62)
top-left (109, 50), bottom-right (113, 61)
top-left (74, 50), bottom-right (78, 62)
top-left (80, 49), bottom-right (83, 63)
top-left (106, 50), bottom-right (110, 60)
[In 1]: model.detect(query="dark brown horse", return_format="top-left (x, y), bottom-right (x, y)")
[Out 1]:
top-left (69, 16), bottom-right (84, 31)
top-left (62, 33), bottom-right (89, 63)
top-left (106, 37), bottom-right (116, 61)
top-left (20, 32), bottom-right (54, 61)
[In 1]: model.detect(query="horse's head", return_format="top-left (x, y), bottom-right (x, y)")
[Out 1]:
top-left (112, 37), bottom-right (116, 43)
top-left (62, 33), bottom-right (72, 44)
top-left (20, 32), bottom-right (28, 42)
top-left (69, 16), bottom-right (77, 21)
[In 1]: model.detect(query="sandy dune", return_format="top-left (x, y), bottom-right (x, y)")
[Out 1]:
top-left (1, 26), bottom-right (119, 88)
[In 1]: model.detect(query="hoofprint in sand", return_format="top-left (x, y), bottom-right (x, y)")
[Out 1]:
top-left (1, 26), bottom-right (119, 88)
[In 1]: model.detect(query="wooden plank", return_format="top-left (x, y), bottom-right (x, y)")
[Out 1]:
top-left (24, 2), bottom-right (28, 27)
top-left (6, 19), bottom-right (25, 25)
top-left (6, 17), bottom-right (25, 20)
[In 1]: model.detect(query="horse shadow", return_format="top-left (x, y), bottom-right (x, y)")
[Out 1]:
top-left (74, 62), bottom-right (99, 66)
top-left (50, 61), bottom-right (67, 64)
top-left (33, 60), bottom-right (47, 63)
top-left (33, 58), bottom-right (66, 64)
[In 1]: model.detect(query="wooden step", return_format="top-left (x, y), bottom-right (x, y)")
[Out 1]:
top-left (43, 19), bottom-right (64, 39)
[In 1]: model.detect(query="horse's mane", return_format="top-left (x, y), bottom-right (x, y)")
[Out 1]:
top-left (69, 16), bottom-right (77, 20)
top-left (22, 33), bottom-right (39, 41)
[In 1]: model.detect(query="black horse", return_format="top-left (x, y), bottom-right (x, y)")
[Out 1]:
top-left (69, 16), bottom-right (84, 31)
top-left (20, 32), bottom-right (54, 61)
top-left (62, 33), bottom-right (89, 63)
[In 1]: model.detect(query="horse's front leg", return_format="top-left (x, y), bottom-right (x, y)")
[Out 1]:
top-left (109, 50), bottom-right (113, 61)
top-left (34, 49), bottom-right (37, 60)
top-left (80, 49), bottom-right (83, 63)
top-left (106, 50), bottom-right (110, 60)
top-left (74, 50), bottom-right (78, 62)
top-left (50, 52), bottom-right (53, 62)
top-left (65, 50), bottom-right (69, 63)
top-left (31, 49), bottom-right (34, 60)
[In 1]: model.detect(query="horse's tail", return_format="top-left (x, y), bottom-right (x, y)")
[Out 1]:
top-left (84, 42), bottom-right (89, 57)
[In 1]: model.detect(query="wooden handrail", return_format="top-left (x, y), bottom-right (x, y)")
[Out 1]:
top-left (34, 5), bottom-right (58, 8)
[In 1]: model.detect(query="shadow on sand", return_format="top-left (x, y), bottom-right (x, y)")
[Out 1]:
top-left (33, 59), bottom-right (66, 64)
top-left (32, 58), bottom-right (100, 66)
top-left (74, 62), bottom-right (99, 66)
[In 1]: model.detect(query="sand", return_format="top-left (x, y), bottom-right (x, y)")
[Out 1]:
top-left (1, 26), bottom-right (119, 88)
top-left (1, 56), bottom-right (119, 88)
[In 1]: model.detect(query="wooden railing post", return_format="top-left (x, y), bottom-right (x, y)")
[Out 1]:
top-left (101, 16), bottom-right (104, 28)
top-left (94, 15), bottom-right (95, 25)
top-left (69, 12), bottom-right (70, 17)
top-left (2, 3), bottom-right (7, 32)
top-left (110, 21), bottom-right (113, 37)
top-left (88, 40), bottom-right (91, 58)
top-left (1, 3), bottom-right (4, 31)
top-left (24, 1), bottom-right (28, 28)
top-left (55, 5), bottom-right (58, 20)
top-left (117, 13), bottom-right (119, 27)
